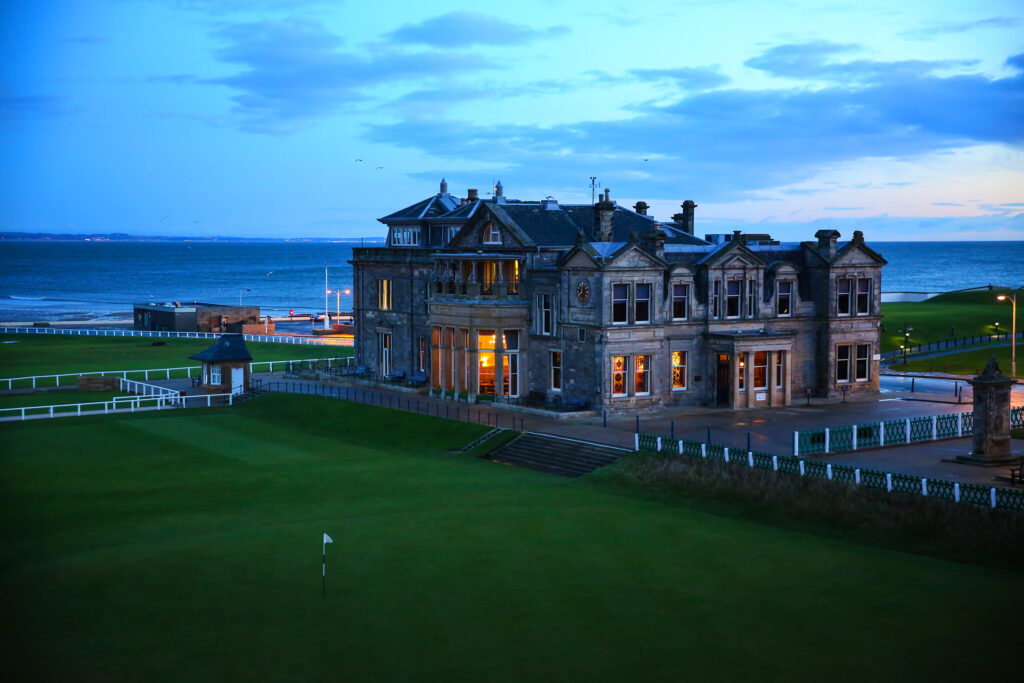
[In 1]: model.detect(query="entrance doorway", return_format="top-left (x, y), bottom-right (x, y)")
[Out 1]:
top-left (716, 354), bottom-right (731, 406)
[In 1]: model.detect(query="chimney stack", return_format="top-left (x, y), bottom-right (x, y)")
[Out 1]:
top-left (641, 227), bottom-right (666, 259)
top-left (633, 201), bottom-right (649, 215)
top-left (814, 229), bottom-right (840, 259)
top-left (671, 200), bottom-right (697, 235)
top-left (595, 188), bottom-right (615, 241)
top-left (467, 188), bottom-right (479, 202)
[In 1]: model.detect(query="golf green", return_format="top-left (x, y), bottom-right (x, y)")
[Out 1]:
top-left (1, 395), bottom-right (1019, 682)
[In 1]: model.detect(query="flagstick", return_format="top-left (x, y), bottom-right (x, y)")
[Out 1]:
top-left (322, 550), bottom-right (326, 598)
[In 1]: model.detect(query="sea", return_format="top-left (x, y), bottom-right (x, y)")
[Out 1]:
top-left (0, 240), bottom-right (1022, 323)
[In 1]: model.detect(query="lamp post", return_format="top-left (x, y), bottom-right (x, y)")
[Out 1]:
top-left (239, 287), bottom-right (251, 306)
top-left (997, 293), bottom-right (1017, 377)
top-left (324, 263), bottom-right (329, 329)
top-left (994, 321), bottom-right (1000, 338)
top-left (327, 289), bottom-right (341, 322)
top-left (900, 344), bottom-right (906, 366)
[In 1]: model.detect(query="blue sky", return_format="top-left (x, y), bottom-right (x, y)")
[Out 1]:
top-left (1, 0), bottom-right (1021, 240)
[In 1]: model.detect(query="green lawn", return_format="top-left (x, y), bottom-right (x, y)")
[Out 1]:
top-left (1, 395), bottom-right (1019, 682)
top-left (895, 346), bottom-right (1022, 378)
top-left (880, 287), bottom-right (1022, 352)
top-left (0, 333), bottom-right (350, 381)
top-left (0, 390), bottom-right (129, 412)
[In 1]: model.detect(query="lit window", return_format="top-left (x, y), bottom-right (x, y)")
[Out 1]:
top-left (635, 355), bottom-right (650, 395)
top-left (484, 222), bottom-right (501, 244)
top-left (753, 351), bottom-right (768, 389)
top-left (856, 344), bottom-right (870, 381)
top-left (837, 344), bottom-right (851, 383)
top-left (777, 282), bottom-right (792, 316)
top-left (837, 279), bottom-right (852, 316)
top-left (635, 284), bottom-right (651, 324)
top-left (612, 356), bottom-right (627, 396)
top-left (551, 352), bottom-right (562, 391)
top-left (738, 354), bottom-right (746, 391)
top-left (775, 352), bottom-right (784, 389)
top-left (672, 351), bottom-right (686, 390)
top-left (377, 279), bottom-right (392, 311)
top-left (672, 284), bottom-right (688, 320)
top-left (378, 333), bottom-right (391, 376)
top-left (857, 278), bottom-right (871, 315)
top-left (726, 281), bottom-right (741, 318)
top-left (612, 284), bottom-right (629, 324)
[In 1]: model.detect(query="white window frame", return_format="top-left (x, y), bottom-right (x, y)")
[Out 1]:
top-left (483, 222), bottom-right (501, 244)
top-left (612, 284), bottom-right (629, 325)
top-left (746, 280), bottom-right (756, 318)
top-left (837, 278), bottom-right (852, 317)
top-left (390, 226), bottom-right (420, 246)
top-left (612, 355), bottom-right (628, 396)
top-left (856, 278), bottom-right (871, 315)
top-left (855, 344), bottom-right (870, 382)
top-left (209, 364), bottom-right (221, 385)
top-left (378, 333), bottom-right (392, 376)
top-left (537, 293), bottom-right (554, 335)
top-left (712, 280), bottom-right (721, 319)
top-left (836, 344), bottom-right (851, 383)
top-left (672, 350), bottom-right (686, 391)
top-left (753, 350), bottom-right (768, 390)
top-left (551, 351), bottom-right (562, 392)
top-left (635, 283), bottom-right (651, 324)
top-left (775, 352), bottom-right (784, 389)
top-left (726, 281), bottom-right (741, 319)
top-left (672, 283), bottom-right (688, 321)
top-left (777, 281), bottom-right (792, 317)
top-left (417, 336), bottom-right (426, 373)
top-left (634, 354), bottom-right (650, 396)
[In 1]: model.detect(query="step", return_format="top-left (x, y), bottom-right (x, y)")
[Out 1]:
top-left (488, 432), bottom-right (628, 477)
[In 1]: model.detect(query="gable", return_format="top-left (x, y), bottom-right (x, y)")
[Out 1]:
top-left (563, 249), bottom-right (600, 268)
top-left (832, 244), bottom-right (885, 266)
top-left (447, 206), bottom-right (531, 250)
top-left (701, 241), bottom-right (766, 269)
top-left (604, 246), bottom-right (664, 270)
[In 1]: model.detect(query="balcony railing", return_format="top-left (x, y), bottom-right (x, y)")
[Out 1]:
top-left (430, 279), bottom-right (521, 300)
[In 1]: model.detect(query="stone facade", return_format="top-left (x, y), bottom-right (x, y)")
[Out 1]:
top-left (351, 181), bottom-right (886, 411)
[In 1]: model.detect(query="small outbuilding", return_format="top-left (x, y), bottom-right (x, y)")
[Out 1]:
top-left (189, 334), bottom-right (253, 395)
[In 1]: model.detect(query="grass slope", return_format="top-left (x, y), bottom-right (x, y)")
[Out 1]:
top-left (1, 395), bottom-right (1020, 682)
top-left (0, 390), bottom-right (128, 411)
top-left (0, 333), bottom-right (349, 379)
top-left (880, 287), bottom-right (1022, 352)
top-left (895, 346), bottom-right (1021, 377)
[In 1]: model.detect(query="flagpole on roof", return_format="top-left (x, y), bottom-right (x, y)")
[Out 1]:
top-left (322, 532), bottom-right (333, 597)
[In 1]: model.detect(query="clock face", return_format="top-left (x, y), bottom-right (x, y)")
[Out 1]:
top-left (575, 280), bottom-right (591, 304)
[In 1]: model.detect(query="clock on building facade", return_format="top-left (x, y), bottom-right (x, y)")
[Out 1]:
top-left (575, 280), bottom-right (591, 304)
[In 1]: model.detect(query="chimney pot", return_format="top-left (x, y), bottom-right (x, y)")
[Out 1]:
top-left (467, 188), bottom-right (479, 201)
top-left (634, 201), bottom-right (649, 215)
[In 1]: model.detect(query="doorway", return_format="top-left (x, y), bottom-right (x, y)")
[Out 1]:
top-left (716, 354), bottom-right (731, 406)
top-left (231, 367), bottom-right (244, 395)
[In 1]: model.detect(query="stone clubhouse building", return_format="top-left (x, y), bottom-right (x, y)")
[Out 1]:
top-left (350, 180), bottom-right (886, 412)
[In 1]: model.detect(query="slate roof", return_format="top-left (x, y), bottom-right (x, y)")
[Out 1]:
top-left (189, 334), bottom-right (253, 363)
top-left (378, 192), bottom-right (459, 223)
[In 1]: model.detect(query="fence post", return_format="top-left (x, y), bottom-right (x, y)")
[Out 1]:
top-left (701, 443), bottom-right (706, 458)
top-left (855, 468), bottom-right (861, 485)
top-left (677, 440), bottom-right (683, 455)
top-left (921, 479), bottom-right (928, 496)
top-left (799, 460), bottom-right (805, 476)
top-left (634, 433), bottom-right (639, 450)
top-left (905, 418), bottom-right (911, 444)
top-left (957, 412), bottom-right (962, 437)
top-left (852, 425), bottom-right (857, 450)
top-left (793, 431), bottom-right (799, 456)
top-left (990, 488), bottom-right (997, 509)
top-left (954, 482), bottom-right (960, 503)
top-left (886, 473), bottom-right (892, 492)
top-left (772, 455), bottom-right (778, 471)
top-left (747, 451), bottom-right (753, 467)
top-left (931, 415), bottom-right (937, 440)
top-left (826, 463), bottom-right (832, 480)
top-left (723, 447), bottom-right (729, 463)
top-left (824, 427), bottom-right (830, 454)
top-left (880, 420), bottom-right (885, 445)
top-left (656, 436), bottom-right (662, 452)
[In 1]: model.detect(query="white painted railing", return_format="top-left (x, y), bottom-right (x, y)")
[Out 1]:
top-left (0, 326), bottom-right (352, 347)
top-left (0, 392), bottom-right (240, 421)
top-left (119, 378), bottom-right (183, 405)
top-left (0, 356), bottom-right (352, 390)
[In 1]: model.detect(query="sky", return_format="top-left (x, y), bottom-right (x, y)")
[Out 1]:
top-left (1, 0), bottom-right (1021, 241)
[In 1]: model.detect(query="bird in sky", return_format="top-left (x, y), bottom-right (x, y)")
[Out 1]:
top-left (355, 158), bottom-right (363, 162)
top-left (376, 166), bottom-right (383, 170)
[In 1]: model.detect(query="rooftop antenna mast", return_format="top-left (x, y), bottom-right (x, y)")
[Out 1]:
top-left (589, 176), bottom-right (598, 204)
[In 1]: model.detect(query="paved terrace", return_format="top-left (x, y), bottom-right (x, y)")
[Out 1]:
top-left (152, 371), bottom-right (1022, 488)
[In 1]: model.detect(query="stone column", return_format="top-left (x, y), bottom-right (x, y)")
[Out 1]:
top-left (783, 350), bottom-right (792, 406)
top-left (959, 356), bottom-right (1017, 465)
top-left (495, 330), bottom-right (505, 403)
top-left (468, 330), bottom-right (478, 402)
top-left (731, 353), bottom-right (740, 409)
top-left (768, 350), bottom-right (777, 406)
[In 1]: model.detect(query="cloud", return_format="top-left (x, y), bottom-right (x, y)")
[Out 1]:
top-left (824, 206), bottom-right (866, 211)
top-left (386, 11), bottom-right (569, 48)
top-left (0, 95), bottom-right (70, 120)
top-left (932, 202), bottom-right (963, 207)
top-left (148, 74), bottom-right (199, 84)
top-left (204, 17), bottom-right (497, 130)
top-left (900, 16), bottom-right (1020, 40)
top-left (1007, 52), bottom-right (1024, 72)
top-left (628, 66), bottom-right (731, 91)
top-left (366, 44), bottom-right (1024, 203)
top-left (745, 41), bottom-right (977, 83)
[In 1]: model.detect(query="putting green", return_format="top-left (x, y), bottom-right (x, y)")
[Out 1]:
top-left (1, 395), bottom-right (1019, 682)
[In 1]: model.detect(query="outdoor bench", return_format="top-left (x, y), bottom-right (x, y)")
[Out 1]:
top-left (1011, 457), bottom-right (1024, 486)
top-left (388, 370), bottom-right (406, 384)
top-left (407, 372), bottom-right (428, 387)
top-left (565, 397), bottom-right (589, 410)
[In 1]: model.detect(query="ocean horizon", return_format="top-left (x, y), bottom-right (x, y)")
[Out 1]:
top-left (1, 239), bottom-right (1022, 323)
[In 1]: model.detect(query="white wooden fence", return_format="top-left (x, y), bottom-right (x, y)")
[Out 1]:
top-left (0, 326), bottom-right (352, 347)
top-left (0, 392), bottom-right (239, 422)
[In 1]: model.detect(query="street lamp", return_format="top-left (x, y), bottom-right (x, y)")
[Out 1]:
top-left (900, 344), bottom-right (906, 366)
top-left (994, 321), bottom-right (1000, 337)
top-left (326, 289), bottom-right (341, 322)
top-left (239, 287), bottom-right (251, 306)
top-left (997, 293), bottom-right (1017, 377)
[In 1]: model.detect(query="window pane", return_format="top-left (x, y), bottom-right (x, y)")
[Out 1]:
top-left (612, 356), bottom-right (627, 395)
top-left (635, 355), bottom-right (649, 394)
top-left (635, 284), bottom-right (650, 323)
top-left (673, 284), bottom-right (688, 319)
top-left (613, 284), bottom-right (628, 323)
top-left (754, 351), bottom-right (768, 389)
top-left (672, 350), bottom-right (686, 389)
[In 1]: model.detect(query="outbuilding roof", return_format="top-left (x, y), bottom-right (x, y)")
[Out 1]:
top-left (188, 334), bottom-right (253, 363)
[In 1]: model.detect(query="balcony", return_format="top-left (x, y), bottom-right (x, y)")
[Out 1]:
top-left (430, 278), bottom-right (522, 301)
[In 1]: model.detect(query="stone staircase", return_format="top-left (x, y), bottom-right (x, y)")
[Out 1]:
top-left (488, 432), bottom-right (630, 477)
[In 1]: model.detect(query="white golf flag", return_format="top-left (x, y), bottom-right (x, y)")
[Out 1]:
top-left (323, 533), bottom-right (333, 545)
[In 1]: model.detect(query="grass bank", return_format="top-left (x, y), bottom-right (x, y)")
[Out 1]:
top-left (880, 287), bottom-right (1021, 352)
top-left (1, 394), bottom-right (1020, 681)
top-left (0, 332), bottom-right (349, 379)
top-left (893, 346), bottom-right (1021, 378)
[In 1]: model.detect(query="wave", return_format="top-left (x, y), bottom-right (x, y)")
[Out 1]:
top-left (4, 295), bottom-right (45, 300)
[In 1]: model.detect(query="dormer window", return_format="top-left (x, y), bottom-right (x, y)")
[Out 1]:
top-left (483, 222), bottom-right (501, 244)
top-left (390, 226), bottom-right (420, 246)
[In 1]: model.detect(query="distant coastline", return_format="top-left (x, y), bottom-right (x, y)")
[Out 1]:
top-left (0, 232), bottom-right (386, 243)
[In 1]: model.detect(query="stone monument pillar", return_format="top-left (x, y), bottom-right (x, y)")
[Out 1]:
top-left (959, 356), bottom-right (1018, 466)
